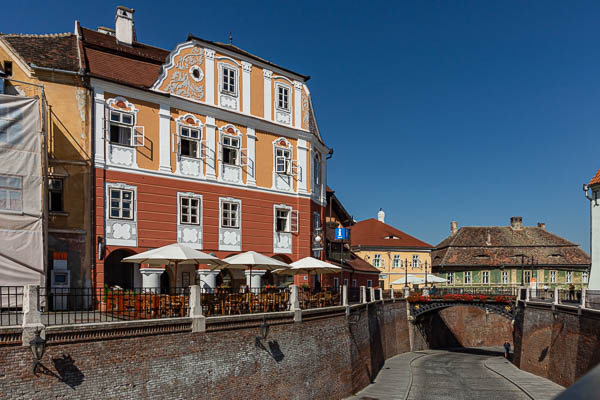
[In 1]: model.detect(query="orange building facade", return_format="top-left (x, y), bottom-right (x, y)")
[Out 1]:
top-left (83, 8), bottom-right (329, 290)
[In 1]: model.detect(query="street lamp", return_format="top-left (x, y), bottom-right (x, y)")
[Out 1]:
top-left (29, 328), bottom-right (46, 374)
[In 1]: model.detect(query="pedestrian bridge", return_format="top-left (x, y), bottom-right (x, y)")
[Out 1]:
top-left (406, 288), bottom-right (518, 320)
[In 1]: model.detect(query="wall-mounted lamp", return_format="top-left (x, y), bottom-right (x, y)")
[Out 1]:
top-left (97, 237), bottom-right (104, 260)
top-left (29, 328), bottom-right (46, 374)
top-left (259, 315), bottom-right (269, 340)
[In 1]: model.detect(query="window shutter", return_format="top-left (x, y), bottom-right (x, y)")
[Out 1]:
top-left (291, 160), bottom-right (300, 178)
top-left (104, 107), bottom-right (110, 142)
top-left (200, 139), bottom-right (208, 159)
top-left (133, 126), bottom-right (145, 147)
top-left (275, 156), bottom-right (286, 173)
top-left (240, 148), bottom-right (249, 167)
top-left (290, 210), bottom-right (299, 233)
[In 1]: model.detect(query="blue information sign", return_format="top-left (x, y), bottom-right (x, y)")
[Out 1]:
top-left (335, 228), bottom-right (349, 240)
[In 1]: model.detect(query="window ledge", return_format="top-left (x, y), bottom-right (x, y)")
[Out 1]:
top-left (49, 211), bottom-right (69, 217)
top-left (0, 209), bottom-right (24, 215)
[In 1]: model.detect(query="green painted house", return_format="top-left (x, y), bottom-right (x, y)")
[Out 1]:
top-left (432, 217), bottom-right (590, 289)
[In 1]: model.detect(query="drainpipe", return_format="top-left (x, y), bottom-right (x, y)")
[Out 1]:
top-left (583, 184), bottom-right (593, 286)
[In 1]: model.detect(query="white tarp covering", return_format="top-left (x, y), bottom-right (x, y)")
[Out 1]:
top-left (0, 94), bottom-right (44, 288)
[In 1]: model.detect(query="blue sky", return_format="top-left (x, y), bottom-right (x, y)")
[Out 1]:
top-left (4, 1), bottom-right (599, 249)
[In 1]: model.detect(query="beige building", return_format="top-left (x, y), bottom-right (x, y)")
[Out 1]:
top-left (351, 210), bottom-right (433, 289)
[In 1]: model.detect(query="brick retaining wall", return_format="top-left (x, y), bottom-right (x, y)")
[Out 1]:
top-left (0, 300), bottom-right (409, 399)
top-left (513, 301), bottom-right (600, 387)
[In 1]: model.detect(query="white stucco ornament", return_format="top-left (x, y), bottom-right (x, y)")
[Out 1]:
top-left (111, 146), bottom-right (134, 165)
top-left (181, 158), bottom-right (201, 176)
top-left (223, 231), bottom-right (239, 245)
top-left (112, 223), bottom-right (132, 240)
top-left (182, 228), bottom-right (199, 243)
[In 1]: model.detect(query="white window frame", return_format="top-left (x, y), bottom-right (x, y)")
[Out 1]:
top-left (583, 271), bottom-right (589, 284)
top-left (221, 200), bottom-right (240, 229)
top-left (352, 279), bottom-right (357, 288)
top-left (333, 277), bottom-right (339, 289)
top-left (275, 146), bottom-right (292, 175)
top-left (502, 271), bottom-right (509, 284)
top-left (464, 271), bottom-right (472, 285)
top-left (222, 134), bottom-right (241, 166)
top-left (550, 270), bottom-right (556, 283)
top-left (412, 255), bottom-right (420, 268)
top-left (220, 64), bottom-right (238, 96)
top-left (367, 280), bottom-right (372, 287)
top-left (0, 174), bottom-right (23, 212)
top-left (108, 109), bottom-right (144, 147)
top-left (178, 125), bottom-right (203, 159)
top-left (275, 207), bottom-right (291, 233)
top-left (179, 195), bottom-right (201, 225)
top-left (447, 272), bottom-right (454, 285)
top-left (393, 255), bottom-right (400, 268)
top-left (373, 254), bottom-right (381, 268)
top-left (566, 271), bottom-right (572, 284)
top-left (313, 212), bottom-right (321, 231)
top-left (109, 188), bottom-right (134, 220)
top-left (275, 82), bottom-right (291, 112)
top-left (313, 152), bottom-right (321, 185)
top-left (482, 271), bottom-right (489, 285)
top-left (525, 270), bottom-right (531, 284)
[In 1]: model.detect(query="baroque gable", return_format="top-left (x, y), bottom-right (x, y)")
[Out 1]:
top-left (152, 42), bottom-right (205, 102)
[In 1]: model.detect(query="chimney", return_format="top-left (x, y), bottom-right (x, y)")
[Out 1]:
top-left (510, 216), bottom-right (523, 230)
top-left (450, 221), bottom-right (458, 236)
top-left (537, 222), bottom-right (546, 230)
top-left (115, 6), bottom-right (135, 45)
top-left (377, 208), bottom-right (385, 223)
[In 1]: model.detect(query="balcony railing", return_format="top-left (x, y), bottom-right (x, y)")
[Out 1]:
top-left (0, 286), bottom-right (24, 327)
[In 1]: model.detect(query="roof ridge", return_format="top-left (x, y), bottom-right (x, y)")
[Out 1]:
top-left (0, 32), bottom-right (74, 38)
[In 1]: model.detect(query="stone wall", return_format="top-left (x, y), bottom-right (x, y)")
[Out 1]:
top-left (411, 305), bottom-right (513, 350)
top-left (513, 302), bottom-right (600, 387)
top-left (0, 300), bottom-right (409, 399)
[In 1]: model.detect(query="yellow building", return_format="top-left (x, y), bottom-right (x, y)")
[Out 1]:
top-left (0, 33), bottom-right (93, 287)
top-left (351, 210), bottom-right (433, 289)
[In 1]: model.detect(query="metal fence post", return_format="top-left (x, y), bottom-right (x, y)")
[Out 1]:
top-left (360, 286), bottom-right (367, 304)
top-left (22, 285), bottom-right (44, 346)
top-left (189, 285), bottom-right (206, 332)
top-left (553, 287), bottom-right (559, 305)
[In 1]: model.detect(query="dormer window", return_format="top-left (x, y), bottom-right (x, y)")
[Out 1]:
top-left (221, 65), bottom-right (237, 96)
top-left (276, 83), bottom-right (290, 112)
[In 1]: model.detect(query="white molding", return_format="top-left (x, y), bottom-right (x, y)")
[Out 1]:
top-left (106, 96), bottom-right (139, 114)
top-left (274, 81), bottom-right (292, 126)
top-left (105, 182), bottom-right (138, 247)
top-left (205, 48), bottom-right (215, 105)
top-left (273, 203), bottom-right (293, 254)
top-left (158, 104), bottom-right (171, 173)
top-left (94, 90), bottom-right (105, 165)
top-left (264, 69), bottom-right (272, 121)
top-left (215, 55), bottom-right (241, 67)
top-left (177, 191), bottom-right (203, 249)
top-left (218, 196), bottom-right (242, 251)
top-left (293, 81), bottom-right (302, 128)
top-left (175, 116), bottom-right (205, 179)
top-left (151, 41), bottom-right (195, 90)
top-left (205, 116), bottom-right (217, 180)
top-left (297, 138), bottom-right (308, 194)
top-left (246, 127), bottom-right (257, 187)
top-left (242, 61), bottom-right (252, 115)
top-left (217, 62), bottom-right (240, 112)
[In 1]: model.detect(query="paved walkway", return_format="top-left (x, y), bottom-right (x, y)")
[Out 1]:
top-left (347, 348), bottom-right (564, 400)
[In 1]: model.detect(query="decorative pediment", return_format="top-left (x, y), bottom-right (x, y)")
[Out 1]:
top-left (152, 42), bottom-right (205, 102)
top-left (273, 137), bottom-right (292, 148)
top-left (177, 114), bottom-right (203, 128)
top-left (219, 124), bottom-right (241, 136)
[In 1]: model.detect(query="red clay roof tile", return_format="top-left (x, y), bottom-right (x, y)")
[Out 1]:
top-left (350, 218), bottom-right (433, 249)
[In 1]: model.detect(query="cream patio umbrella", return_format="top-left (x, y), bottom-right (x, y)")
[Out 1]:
top-left (273, 256), bottom-right (343, 290)
top-left (220, 251), bottom-right (291, 291)
top-left (122, 243), bottom-right (226, 289)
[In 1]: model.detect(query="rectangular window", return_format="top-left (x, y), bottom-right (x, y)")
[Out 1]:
top-left (221, 65), bottom-right (237, 95)
top-left (313, 154), bottom-right (321, 185)
top-left (3, 61), bottom-right (12, 77)
top-left (447, 272), bottom-right (454, 285)
top-left (275, 147), bottom-right (292, 174)
top-left (412, 255), bottom-right (420, 268)
top-left (276, 84), bottom-right (290, 111)
top-left (566, 271), bottom-right (572, 284)
top-left (524, 271), bottom-right (531, 284)
top-left (109, 188), bottom-right (133, 220)
top-left (352, 279), bottom-right (357, 288)
top-left (344, 279), bottom-right (349, 287)
top-left (393, 255), bottom-right (400, 268)
top-left (48, 178), bottom-right (63, 212)
top-left (313, 212), bottom-right (321, 231)
top-left (367, 280), bottom-right (372, 287)
top-left (550, 270), bottom-right (556, 283)
top-left (109, 110), bottom-right (133, 146)
top-left (464, 271), bottom-right (472, 285)
top-left (221, 201), bottom-right (239, 228)
top-left (222, 135), bottom-right (239, 165)
top-left (482, 271), bottom-right (489, 284)
top-left (0, 174), bottom-right (22, 212)
top-left (275, 208), bottom-right (290, 232)
top-left (0, 104), bottom-right (21, 144)
top-left (180, 126), bottom-right (201, 158)
top-left (502, 271), bottom-right (509, 284)
top-left (583, 271), bottom-right (588, 284)
top-left (333, 277), bottom-right (339, 289)
top-left (180, 196), bottom-right (200, 225)
top-left (373, 254), bottom-right (381, 268)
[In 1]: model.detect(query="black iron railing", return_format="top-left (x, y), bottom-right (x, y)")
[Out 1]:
top-left (39, 287), bottom-right (190, 326)
top-left (365, 288), bottom-right (372, 303)
top-left (434, 287), bottom-right (518, 297)
top-left (382, 289), bottom-right (392, 300)
top-left (201, 287), bottom-right (290, 316)
top-left (528, 288), bottom-right (554, 302)
top-left (0, 286), bottom-right (23, 326)
top-left (298, 287), bottom-right (341, 309)
top-left (347, 287), bottom-right (360, 303)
